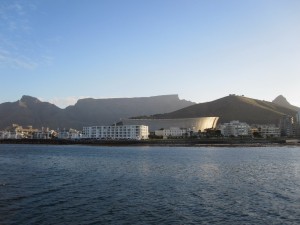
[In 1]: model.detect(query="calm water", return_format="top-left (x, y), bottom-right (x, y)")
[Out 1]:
top-left (0, 145), bottom-right (300, 225)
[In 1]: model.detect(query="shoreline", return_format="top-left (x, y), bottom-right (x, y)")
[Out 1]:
top-left (0, 138), bottom-right (299, 147)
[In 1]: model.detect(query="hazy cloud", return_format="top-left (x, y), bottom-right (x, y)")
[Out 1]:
top-left (0, 0), bottom-right (49, 69)
top-left (0, 50), bottom-right (37, 69)
top-left (0, 1), bottom-right (31, 32)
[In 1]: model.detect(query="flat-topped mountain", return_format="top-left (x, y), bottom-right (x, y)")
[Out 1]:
top-left (0, 95), bottom-right (195, 130)
top-left (63, 94), bottom-right (195, 128)
top-left (1, 94), bottom-right (298, 130)
top-left (142, 95), bottom-right (298, 125)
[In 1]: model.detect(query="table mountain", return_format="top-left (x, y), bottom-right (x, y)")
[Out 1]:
top-left (0, 95), bottom-right (195, 130)
top-left (1, 94), bottom-right (297, 130)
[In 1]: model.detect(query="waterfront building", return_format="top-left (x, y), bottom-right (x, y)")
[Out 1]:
top-left (0, 131), bottom-right (4, 139)
top-left (122, 117), bottom-right (219, 132)
top-left (155, 127), bottom-right (187, 139)
top-left (32, 128), bottom-right (55, 139)
top-left (257, 125), bottom-right (280, 138)
top-left (294, 111), bottom-right (300, 137)
top-left (4, 124), bottom-right (38, 139)
top-left (82, 125), bottom-right (149, 140)
top-left (58, 129), bottom-right (81, 139)
top-left (2, 125), bottom-right (25, 139)
top-left (279, 115), bottom-right (294, 137)
top-left (294, 125), bottom-right (300, 137)
top-left (0, 131), bottom-right (23, 139)
top-left (219, 121), bottom-right (251, 137)
top-left (296, 110), bottom-right (300, 124)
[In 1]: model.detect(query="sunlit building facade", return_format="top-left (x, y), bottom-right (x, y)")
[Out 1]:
top-left (82, 125), bottom-right (149, 140)
top-left (122, 117), bottom-right (219, 132)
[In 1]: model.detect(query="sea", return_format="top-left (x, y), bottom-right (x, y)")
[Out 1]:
top-left (0, 144), bottom-right (300, 225)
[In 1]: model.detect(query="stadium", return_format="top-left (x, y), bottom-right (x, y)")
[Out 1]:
top-left (122, 117), bottom-right (219, 132)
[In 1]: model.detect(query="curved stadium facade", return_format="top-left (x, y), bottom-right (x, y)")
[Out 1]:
top-left (122, 117), bottom-right (219, 132)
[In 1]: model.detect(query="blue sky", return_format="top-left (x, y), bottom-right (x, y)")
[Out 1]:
top-left (1, 0), bottom-right (299, 108)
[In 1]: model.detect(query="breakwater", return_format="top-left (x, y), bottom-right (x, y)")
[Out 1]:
top-left (0, 138), bottom-right (293, 146)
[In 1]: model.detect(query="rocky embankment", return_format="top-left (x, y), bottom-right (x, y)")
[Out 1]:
top-left (0, 138), bottom-right (296, 147)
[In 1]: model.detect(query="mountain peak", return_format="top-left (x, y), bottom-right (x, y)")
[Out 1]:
top-left (273, 95), bottom-right (289, 105)
top-left (20, 95), bottom-right (41, 103)
top-left (272, 95), bottom-right (299, 111)
top-left (272, 95), bottom-right (292, 108)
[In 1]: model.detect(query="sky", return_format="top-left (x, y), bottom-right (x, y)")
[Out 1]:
top-left (1, 0), bottom-right (299, 108)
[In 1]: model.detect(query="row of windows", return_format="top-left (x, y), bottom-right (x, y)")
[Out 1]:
top-left (83, 131), bottom-right (142, 135)
top-left (83, 127), bottom-right (147, 130)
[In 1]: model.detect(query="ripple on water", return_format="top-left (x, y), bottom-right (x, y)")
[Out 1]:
top-left (0, 145), bottom-right (300, 225)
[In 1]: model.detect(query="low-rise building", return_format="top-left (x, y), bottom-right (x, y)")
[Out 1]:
top-left (3, 124), bottom-right (38, 139)
top-left (257, 125), bottom-right (280, 138)
top-left (219, 121), bottom-right (251, 137)
top-left (0, 131), bottom-right (23, 139)
top-left (32, 128), bottom-right (56, 139)
top-left (155, 127), bottom-right (187, 139)
top-left (57, 129), bottom-right (81, 139)
top-left (82, 125), bottom-right (149, 140)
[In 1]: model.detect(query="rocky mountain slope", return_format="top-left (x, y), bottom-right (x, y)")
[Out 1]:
top-left (1, 94), bottom-right (298, 130)
top-left (0, 95), bottom-right (195, 130)
top-left (272, 95), bottom-right (299, 111)
top-left (142, 95), bottom-right (298, 125)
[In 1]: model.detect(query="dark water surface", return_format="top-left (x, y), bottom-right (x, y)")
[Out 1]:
top-left (0, 145), bottom-right (300, 224)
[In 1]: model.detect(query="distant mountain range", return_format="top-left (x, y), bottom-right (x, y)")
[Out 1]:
top-left (0, 95), bottom-right (195, 130)
top-left (138, 94), bottom-right (299, 125)
top-left (0, 94), bottom-right (298, 130)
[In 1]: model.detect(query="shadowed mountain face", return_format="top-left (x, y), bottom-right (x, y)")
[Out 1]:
top-left (1, 94), bottom-right (298, 130)
top-left (63, 95), bottom-right (195, 129)
top-left (145, 95), bottom-right (298, 125)
top-left (0, 96), bottom-right (65, 130)
top-left (272, 95), bottom-right (299, 111)
top-left (0, 95), bottom-right (195, 130)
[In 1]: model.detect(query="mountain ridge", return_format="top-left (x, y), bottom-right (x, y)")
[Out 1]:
top-left (0, 94), bottom-right (298, 130)
top-left (140, 95), bottom-right (298, 125)
top-left (0, 95), bottom-right (195, 130)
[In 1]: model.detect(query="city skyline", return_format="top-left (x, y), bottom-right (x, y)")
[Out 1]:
top-left (1, 0), bottom-right (300, 108)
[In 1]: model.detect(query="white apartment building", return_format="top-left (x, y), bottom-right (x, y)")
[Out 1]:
top-left (58, 129), bottom-right (81, 139)
top-left (155, 127), bottom-right (187, 138)
top-left (33, 130), bottom-right (52, 139)
top-left (82, 125), bottom-right (149, 140)
top-left (0, 131), bottom-right (23, 139)
top-left (257, 125), bottom-right (280, 138)
top-left (219, 121), bottom-right (251, 137)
